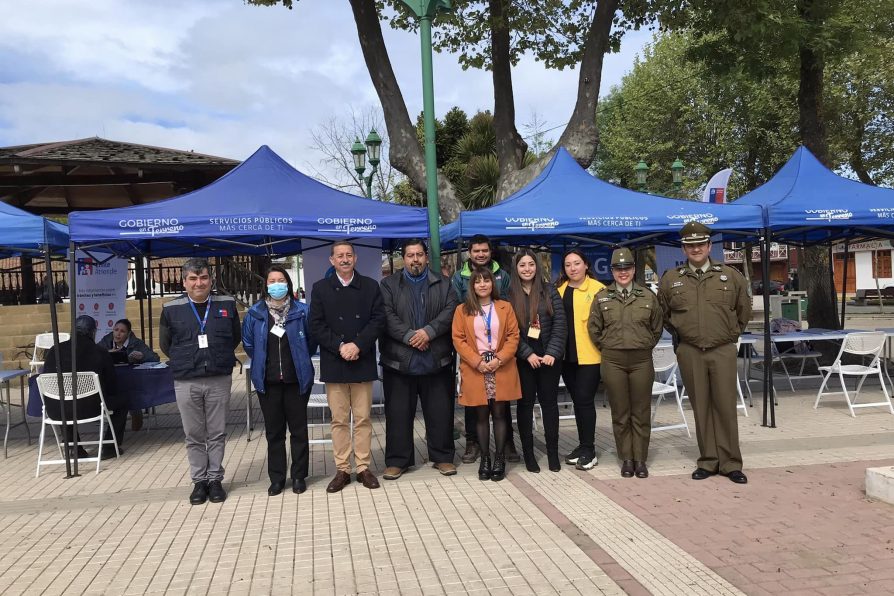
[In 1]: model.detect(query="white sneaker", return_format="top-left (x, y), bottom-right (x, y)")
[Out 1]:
top-left (575, 451), bottom-right (598, 470)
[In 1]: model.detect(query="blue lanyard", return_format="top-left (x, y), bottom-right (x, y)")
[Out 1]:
top-left (480, 302), bottom-right (494, 347)
top-left (188, 298), bottom-right (211, 334)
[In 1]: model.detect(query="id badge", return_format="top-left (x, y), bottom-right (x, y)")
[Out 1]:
top-left (527, 326), bottom-right (541, 339)
top-left (270, 325), bottom-right (285, 338)
top-left (198, 334), bottom-right (209, 349)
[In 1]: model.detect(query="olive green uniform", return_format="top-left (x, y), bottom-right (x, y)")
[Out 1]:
top-left (657, 260), bottom-right (750, 474)
top-left (588, 283), bottom-right (663, 462)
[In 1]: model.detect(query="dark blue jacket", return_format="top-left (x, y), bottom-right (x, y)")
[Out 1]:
top-left (159, 294), bottom-right (240, 380)
top-left (242, 299), bottom-right (317, 395)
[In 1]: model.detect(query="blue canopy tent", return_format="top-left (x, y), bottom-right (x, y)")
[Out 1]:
top-left (441, 147), bottom-right (765, 249)
top-left (735, 146), bottom-right (894, 245)
top-left (69, 145), bottom-right (429, 257)
top-left (0, 201), bottom-right (69, 256)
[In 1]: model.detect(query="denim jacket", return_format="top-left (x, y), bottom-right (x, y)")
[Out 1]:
top-left (242, 299), bottom-right (317, 395)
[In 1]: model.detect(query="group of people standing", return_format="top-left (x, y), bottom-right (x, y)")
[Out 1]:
top-left (147, 218), bottom-right (750, 505)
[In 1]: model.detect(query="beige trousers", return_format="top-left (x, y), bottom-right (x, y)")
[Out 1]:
top-left (326, 382), bottom-right (373, 473)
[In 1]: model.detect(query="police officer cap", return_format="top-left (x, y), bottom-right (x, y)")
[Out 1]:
top-left (680, 221), bottom-right (712, 244)
top-left (610, 248), bottom-right (635, 268)
top-left (74, 315), bottom-right (97, 336)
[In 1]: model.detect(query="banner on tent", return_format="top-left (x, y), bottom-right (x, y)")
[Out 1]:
top-left (75, 250), bottom-right (128, 335)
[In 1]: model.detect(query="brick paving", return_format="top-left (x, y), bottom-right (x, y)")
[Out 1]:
top-left (0, 371), bottom-right (893, 594)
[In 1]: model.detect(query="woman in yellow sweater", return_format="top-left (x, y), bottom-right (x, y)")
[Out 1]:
top-left (556, 249), bottom-right (606, 470)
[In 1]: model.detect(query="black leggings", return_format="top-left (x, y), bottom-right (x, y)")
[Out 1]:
top-left (517, 360), bottom-right (562, 456)
top-left (561, 362), bottom-right (601, 451)
top-left (475, 400), bottom-right (510, 458)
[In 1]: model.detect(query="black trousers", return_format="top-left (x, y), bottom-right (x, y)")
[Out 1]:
top-left (383, 366), bottom-right (455, 468)
top-left (257, 382), bottom-right (310, 484)
top-left (561, 362), bottom-right (601, 451)
top-left (517, 360), bottom-right (562, 456)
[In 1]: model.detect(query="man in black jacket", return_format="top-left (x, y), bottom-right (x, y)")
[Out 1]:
top-left (380, 239), bottom-right (459, 480)
top-left (160, 258), bottom-right (240, 506)
top-left (309, 241), bottom-right (386, 493)
top-left (44, 315), bottom-right (126, 460)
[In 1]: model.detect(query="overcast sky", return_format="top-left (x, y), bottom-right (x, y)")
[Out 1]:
top-left (0, 0), bottom-right (651, 182)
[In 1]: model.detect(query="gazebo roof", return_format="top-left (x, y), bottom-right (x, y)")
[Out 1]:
top-left (0, 137), bottom-right (239, 214)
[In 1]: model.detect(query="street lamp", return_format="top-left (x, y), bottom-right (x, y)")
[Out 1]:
top-left (671, 157), bottom-right (684, 191)
top-left (397, 0), bottom-right (453, 272)
top-left (635, 159), bottom-right (649, 192)
top-left (350, 128), bottom-right (383, 199)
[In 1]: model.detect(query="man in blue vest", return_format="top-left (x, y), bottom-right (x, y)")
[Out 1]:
top-left (160, 258), bottom-right (241, 505)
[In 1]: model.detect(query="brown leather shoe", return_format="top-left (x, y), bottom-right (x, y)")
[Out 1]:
top-left (634, 461), bottom-right (649, 479)
top-left (356, 469), bottom-right (380, 489)
top-left (326, 471), bottom-right (351, 493)
top-left (461, 440), bottom-right (481, 464)
top-left (620, 459), bottom-right (635, 478)
top-left (433, 462), bottom-right (457, 476)
top-left (383, 466), bottom-right (406, 480)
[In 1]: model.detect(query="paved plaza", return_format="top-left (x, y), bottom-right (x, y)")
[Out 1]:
top-left (1, 374), bottom-right (893, 595)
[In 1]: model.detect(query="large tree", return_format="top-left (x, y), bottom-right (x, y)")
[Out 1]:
top-left (248, 0), bottom-right (655, 222)
top-left (661, 0), bottom-right (894, 329)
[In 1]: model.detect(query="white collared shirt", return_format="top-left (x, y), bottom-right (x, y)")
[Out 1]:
top-left (337, 272), bottom-right (355, 287)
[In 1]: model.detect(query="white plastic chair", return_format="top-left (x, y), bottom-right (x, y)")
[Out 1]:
top-left (650, 345), bottom-right (690, 437)
top-left (814, 332), bottom-right (894, 417)
top-left (29, 332), bottom-right (70, 374)
top-left (35, 372), bottom-right (119, 476)
top-left (735, 339), bottom-right (750, 416)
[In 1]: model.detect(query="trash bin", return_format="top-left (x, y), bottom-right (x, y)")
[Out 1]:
top-left (781, 300), bottom-right (800, 321)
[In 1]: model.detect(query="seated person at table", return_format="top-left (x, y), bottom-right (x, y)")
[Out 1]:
top-left (44, 315), bottom-right (127, 460)
top-left (97, 319), bottom-right (160, 364)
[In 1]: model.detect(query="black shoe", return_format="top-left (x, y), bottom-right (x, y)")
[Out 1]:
top-left (620, 459), bottom-right (635, 478)
top-left (575, 449), bottom-right (598, 470)
top-left (491, 454), bottom-right (506, 481)
top-left (725, 470), bottom-right (748, 484)
top-left (564, 446), bottom-right (583, 465)
top-left (478, 455), bottom-right (492, 481)
top-left (189, 481), bottom-right (209, 505)
top-left (691, 468), bottom-right (716, 480)
top-left (504, 442), bottom-right (521, 463)
top-left (268, 481), bottom-right (285, 496)
top-left (100, 446), bottom-right (121, 460)
top-left (462, 440), bottom-right (481, 464)
top-left (207, 480), bottom-right (227, 503)
top-left (292, 478), bottom-right (307, 494)
top-left (634, 461), bottom-right (649, 479)
top-left (547, 450), bottom-right (561, 472)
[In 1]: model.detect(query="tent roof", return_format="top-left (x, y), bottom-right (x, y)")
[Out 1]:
top-left (69, 145), bottom-right (429, 257)
top-left (735, 146), bottom-right (894, 244)
top-left (442, 147), bottom-right (765, 248)
top-left (0, 200), bottom-right (69, 256)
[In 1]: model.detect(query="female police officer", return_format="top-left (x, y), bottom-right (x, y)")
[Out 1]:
top-left (588, 248), bottom-right (663, 478)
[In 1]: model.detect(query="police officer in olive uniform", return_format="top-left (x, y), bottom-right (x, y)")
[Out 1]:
top-left (658, 222), bottom-right (751, 484)
top-left (588, 248), bottom-right (663, 479)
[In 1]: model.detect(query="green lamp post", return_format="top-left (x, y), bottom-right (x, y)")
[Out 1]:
top-left (671, 157), bottom-right (684, 192)
top-left (635, 159), bottom-right (649, 192)
top-left (350, 129), bottom-right (383, 199)
top-left (397, 0), bottom-right (452, 272)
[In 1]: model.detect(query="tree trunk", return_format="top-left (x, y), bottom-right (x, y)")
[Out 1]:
top-left (349, 0), bottom-right (462, 222)
top-left (797, 0), bottom-right (838, 329)
top-left (494, 0), bottom-right (619, 200)
top-left (490, 0), bottom-right (527, 180)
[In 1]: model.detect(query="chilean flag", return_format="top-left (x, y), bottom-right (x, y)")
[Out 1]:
top-left (701, 168), bottom-right (733, 203)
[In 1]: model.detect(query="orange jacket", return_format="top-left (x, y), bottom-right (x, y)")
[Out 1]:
top-left (451, 300), bottom-right (522, 406)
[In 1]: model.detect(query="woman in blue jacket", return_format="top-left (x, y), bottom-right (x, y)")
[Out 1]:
top-left (243, 266), bottom-right (317, 496)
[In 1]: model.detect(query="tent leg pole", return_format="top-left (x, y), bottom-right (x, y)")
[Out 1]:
top-left (69, 241), bottom-right (80, 477)
top-left (44, 243), bottom-right (72, 478)
top-left (840, 240), bottom-right (849, 329)
top-left (761, 230), bottom-right (775, 428)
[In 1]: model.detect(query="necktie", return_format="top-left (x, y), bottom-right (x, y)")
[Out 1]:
top-left (622, 289), bottom-right (629, 301)
top-left (695, 269), bottom-right (703, 278)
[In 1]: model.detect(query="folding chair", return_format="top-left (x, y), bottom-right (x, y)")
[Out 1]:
top-left (749, 341), bottom-right (795, 392)
top-left (1, 352), bottom-right (31, 458)
top-left (650, 345), bottom-right (690, 437)
top-left (814, 332), bottom-right (894, 417)
top-left (29, 332), bottom-right (70, 374)
top-left (778, 343), bottom-right (822, 377)
top-left (35, 372), bottom-right (120, 476)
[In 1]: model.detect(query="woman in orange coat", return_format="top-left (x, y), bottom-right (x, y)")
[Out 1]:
top-left (452, 266), bottom-right (522, 481)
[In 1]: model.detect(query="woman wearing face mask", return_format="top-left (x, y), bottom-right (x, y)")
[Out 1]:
top-left (452, 267), bottom-right (521, 481)
top-left (508, 250), bottom-right (567, 472)
top-left (556, 249), bottom-right (606, 471)
top-left (242, 266), bottom-right (317, 496)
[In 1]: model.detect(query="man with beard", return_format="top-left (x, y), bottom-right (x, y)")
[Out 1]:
top-left (380, 239), bottom-right (460, 479)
